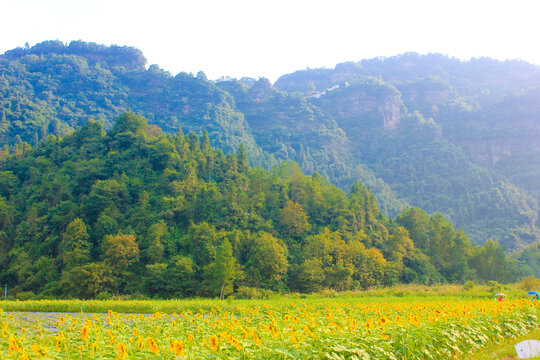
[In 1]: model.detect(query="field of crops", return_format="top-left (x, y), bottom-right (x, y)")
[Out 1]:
top-left (1, 297), bottom-right (538, 359)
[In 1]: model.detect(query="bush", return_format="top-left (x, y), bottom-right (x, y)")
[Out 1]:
top-left (15, 291), bottom-right (35, 301)
top-left (486, 280), bottom-right (503, 292)
top-left (96, 291), bottom-right (112, 300)
top-left (234, 286), bottom-right (274, 299)
top-left (520, 276), bottom-right (540, 291)
top-left (463, 280), bottom-right (476, 291)
top-left (234, 286), bottom-right (262, 299)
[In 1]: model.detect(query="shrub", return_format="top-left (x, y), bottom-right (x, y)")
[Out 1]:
top-left (486, 280), bottom-right (503, 292)
top-left (96, 291), bottom-right (112, 300)
top-left (520, 276), bottom-right (540, 291)
top-left (463, 280), bottom-right (476, 291)
top-left (234, 286), bottom-right (263, 299)
top-left (234, 286), bottom-right (275, 299)
top-left (16, 291), bottom-right (35, 301)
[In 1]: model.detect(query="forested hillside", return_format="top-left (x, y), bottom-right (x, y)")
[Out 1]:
top-left (275, 55), bottom-right (540, 250)
top-left (1, 41), bottom-right (539, 252)
top-left (0, 113), bottom-right (532, 299)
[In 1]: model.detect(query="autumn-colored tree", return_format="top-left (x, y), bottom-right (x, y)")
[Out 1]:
top-left (279, 201), bottom-right (311, 238)
top-left (347, 239), bottom-right (387, 289)
top-left (103, 233), bottom-right (140, 271)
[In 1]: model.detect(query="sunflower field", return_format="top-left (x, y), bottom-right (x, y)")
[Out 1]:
top-left (0, 297), bottom-right (538, 359)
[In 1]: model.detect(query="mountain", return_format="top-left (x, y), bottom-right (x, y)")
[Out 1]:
top-left (1, 42), bottom-right (539, 252)
top-left (275, 54), bottom-right (540, 250)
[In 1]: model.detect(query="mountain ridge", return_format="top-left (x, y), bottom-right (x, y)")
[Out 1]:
top-left (1, 41), bottom-right (539, 252)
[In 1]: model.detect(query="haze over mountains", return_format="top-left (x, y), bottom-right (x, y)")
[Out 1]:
top-left (1, 40), bottom-right (539, 252)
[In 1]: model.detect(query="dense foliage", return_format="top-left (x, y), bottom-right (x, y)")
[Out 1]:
top-left (1, 41), bottom-right (539, 252)
top-left (0, 113), bottom-right (530, 299)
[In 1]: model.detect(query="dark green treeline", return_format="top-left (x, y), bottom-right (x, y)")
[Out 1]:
top-left (0, 113), bottom-right (528, 299)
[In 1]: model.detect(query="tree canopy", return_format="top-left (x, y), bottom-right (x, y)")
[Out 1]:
top-left (0, 113), bottom-right (530, 299)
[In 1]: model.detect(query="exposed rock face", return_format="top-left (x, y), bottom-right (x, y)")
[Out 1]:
top-left (488, 143), bottom-right (513, 165)
top-left (334, 92), bottom-right (378, 118)
top-left (379, 99), bottom-right (401, 131)
top-left (322, 87), bottom-right (402, 133)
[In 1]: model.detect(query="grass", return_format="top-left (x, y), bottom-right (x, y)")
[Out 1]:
top-left (464, 327), bottom-right (540, 360)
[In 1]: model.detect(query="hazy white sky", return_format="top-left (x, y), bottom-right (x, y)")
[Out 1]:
top-left (1, 0), bottom-right (539, 81)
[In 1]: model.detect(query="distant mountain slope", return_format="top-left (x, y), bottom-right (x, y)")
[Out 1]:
top-left (309, 77), bottom-right (538, 250)
top-left (1, 42), bottom-right (539, 250)
top-left (275, 54), bottom-right (540, 250)
top-left (215, 77), bottom-right (407, 216)
top-left (0, 40), bottom-right (406, 216)
top-left (0, 41), bottom-right (264, 163)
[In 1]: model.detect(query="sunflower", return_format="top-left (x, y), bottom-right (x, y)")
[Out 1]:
top-left (169, 340), bottom-right (185, 356)
top-left (81, 325), bottom-right (89, 340)
top-left (8, 335), bottom-right (20, 352)
top-left (146, 337), bottom-right (160, 354)
top-left (378, 316), bottom-right (389, 327)
top-left (116, 343), bottom-right (127, 360)
top-left (209, 335), bottom-right (219, 351)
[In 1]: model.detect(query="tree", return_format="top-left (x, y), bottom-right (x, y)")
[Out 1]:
top-left (326, 259), bottom-right (354, 290)
top-left (237, 144), bottom-right (249, 173)
top-left (279, 201), bottom-right (311, 239)
top-left (303, 228), bottom-right (336, 266)
top-left (7, 248), bottom-right (33, 290)
top-left (402, 250), bottom-right (440, 284)
top-left (426, 212), bottom-right (455, 275)
top-left (469, 239), bottom-right (507, 281)
top-left (109, 112), bottom-right (147, 137)
top-left (203, 239), bottom-right (237, 299)
top-left (145, 221), bottom-right (167, 264)
top-left (288, 162), bottom-right (306, 203)
top-left (291, 258), bottom-right (324, 293)
top-left (246, 232), bottom-right (288, 288)
top-left (396, 207), bottom-right (430, 251)
top-left (144, 263), bottom-right (169, 298)
top-left (384, 226), bottom-right (414, 262)
top-left (60, 262), bottom-right (115, 299)
top-left (196, 71), bottom-right (208, 81)
top-left (347, 240), bottom-right (387, 289)
top-left (184, 222), bottom-right (222, 267)
top-left (201, 130), bottom-right (211, 153)
top-left (29, 256), bottom-right (58, 293)
top-left (168, 255), bottom-right (196, 297)
top-left (103, 233), bottom-right (140, 272)
top-left (61, 218), bottom-right (90, 270)
top-left (515, 241), bottom-right (540, 277)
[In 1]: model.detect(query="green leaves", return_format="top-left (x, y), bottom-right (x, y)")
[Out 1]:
top-left (0, 109), bottom-right (527, 298)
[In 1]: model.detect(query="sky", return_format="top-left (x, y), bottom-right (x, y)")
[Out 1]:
top-left (1, 0), bottom-right (540, 82)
